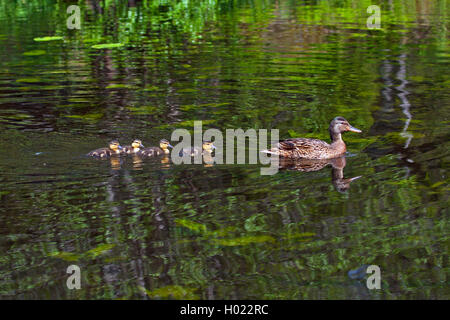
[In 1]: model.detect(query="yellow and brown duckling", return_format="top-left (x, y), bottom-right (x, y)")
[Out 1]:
top-left (179, 141), bottom-right (216, 157)
top-left (87, 140), bottom-right (123, 158)
top-left (262, 117), bottom-right (361, 159)
top-left (139, 139), bottom-right (173, 157)
top-left (123, 139), bottom-right (145, 154)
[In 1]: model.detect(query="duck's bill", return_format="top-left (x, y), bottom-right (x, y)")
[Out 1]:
top-left (211, 145), bottom-right (217, 149)
top-left (118, 146), bottom-right (123, 150)
top-left (168, 144), bottom-right (174, 149)
top-left (348, 175), bottom-right (362, 182)
top-left (348, 126), bottom-right (362, 133)
top-left (140, 144), bottom-right (145, 148)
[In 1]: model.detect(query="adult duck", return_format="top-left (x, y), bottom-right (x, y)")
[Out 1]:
top-left (262, 117), bottom-right (361, 159)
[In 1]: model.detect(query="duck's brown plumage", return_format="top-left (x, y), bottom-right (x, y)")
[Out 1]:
top-left (87, 140), bottom-right (122, 158)
top-left (179, 141), bottom-right (216, 157)
top-left (123, 139), bottom-right (144, 154)
top-left (139, 147), bottom-right (165, 157)
top-left (262, 117), bottom-right (361, 160)
top-left (139, 139), bottom-right (172, 157)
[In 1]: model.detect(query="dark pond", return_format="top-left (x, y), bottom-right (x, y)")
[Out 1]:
top-left (0, 0), bottom-right (448, 299)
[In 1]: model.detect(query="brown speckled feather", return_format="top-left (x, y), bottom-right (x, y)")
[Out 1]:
top-left (273, 138), bottom-right (345, 159)
top-left (122, 146), bottom-right (135, 154)
top-left (87, 148), bottom-right (114, 158)
top-left (139, 147), bottom-right (165, 157)
top-left (261, 117), bottom-right (361, 160)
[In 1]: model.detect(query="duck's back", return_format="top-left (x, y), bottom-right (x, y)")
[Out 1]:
top-left (123, 145), bottom-right (137, 154)
top-left (87, 147), bottom-right (112, 158)
top-left (268, 138), bottom-right (345, 159)
top-left (139, 147), bottom-right (164, 157)
top-left (179, 146), bottom-right (202, 157)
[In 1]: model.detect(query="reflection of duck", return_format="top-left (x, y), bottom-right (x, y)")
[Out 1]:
top-left (123, 139), bottom-right (144, 154)
top-left (110, 156), bottom-right (122, 170)
top-left (262, 117), bottom-right (361, 159)
top-left (179, 141), bottom-right (216, 157)
top-left (329, 157), bottom-right (362, 192)
top-left (279, 156), bottom-right (361, 192)
top-left (131, 154), bottom-right (144, 170)
top-left (87, 140), bottom-right (122, 158)
top-left (139, 139), bottom-right (173, 157)
top-left (160, 156), bottom-right (170, 165)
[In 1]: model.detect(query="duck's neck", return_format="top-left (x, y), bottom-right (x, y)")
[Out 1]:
top-left (329, 129), bottom-right (343, 144)
top-left (329, 129), bottom-right (346, 152)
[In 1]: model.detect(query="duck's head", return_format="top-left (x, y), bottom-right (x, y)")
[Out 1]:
top-left (334, 175), bottom-right (362, 193)
top-left (109, 140), bottom-right (122, 152)
top-left (202, 141), bottom-right (216, 153)
top-left (160, 139), bottom-right (173, 152)
top-left (131, 139), bottom-right (144, 149)
top-left (329, 117), bottom-right (361, 138)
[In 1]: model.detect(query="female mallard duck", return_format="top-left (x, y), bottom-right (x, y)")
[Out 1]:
top-left (123, 139), bottom-right (144, 154)
top-left (179, 141), bottom-right (216, 157)
top-left (139, 139), bottom-right (173, 157)
top-left (87, 140), bottom-right (123, 158)
top-left (262, 117), bottom-right (361, 159)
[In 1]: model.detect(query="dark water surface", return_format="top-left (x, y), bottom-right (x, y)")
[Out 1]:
top-left (0, 0), bottom-right (448, 299)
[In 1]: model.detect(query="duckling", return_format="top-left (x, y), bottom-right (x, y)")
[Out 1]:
top-left (123, 139), bottom-right (144, 154)
top-left (87, 140), bottom-right (123, 158)
top-left (179, 141), bottom-right (216, 157)
top-left (139, 139), bottom-right (173, 157)
top-left (262, 117), bottom-right (361, 159)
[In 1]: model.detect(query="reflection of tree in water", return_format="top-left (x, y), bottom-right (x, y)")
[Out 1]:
top-left (101, 158), bottom-right (176, 298)
top-left (366, 46), bottom-right (417, 180)
top-left (278, 156), bottom-right (361, 192)
top-left (366, 15), bottom-right (438, 177)
top-left (396, 54), bottom-right (413, 149)
top-left (101, 155), bottom-right (236, 298)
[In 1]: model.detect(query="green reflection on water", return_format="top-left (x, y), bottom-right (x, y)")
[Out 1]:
top-left (0, 0), bottom-right (448, 300)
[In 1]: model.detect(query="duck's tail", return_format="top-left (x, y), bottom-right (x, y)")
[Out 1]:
top-left (260, 148), bottom-right (280, 155)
